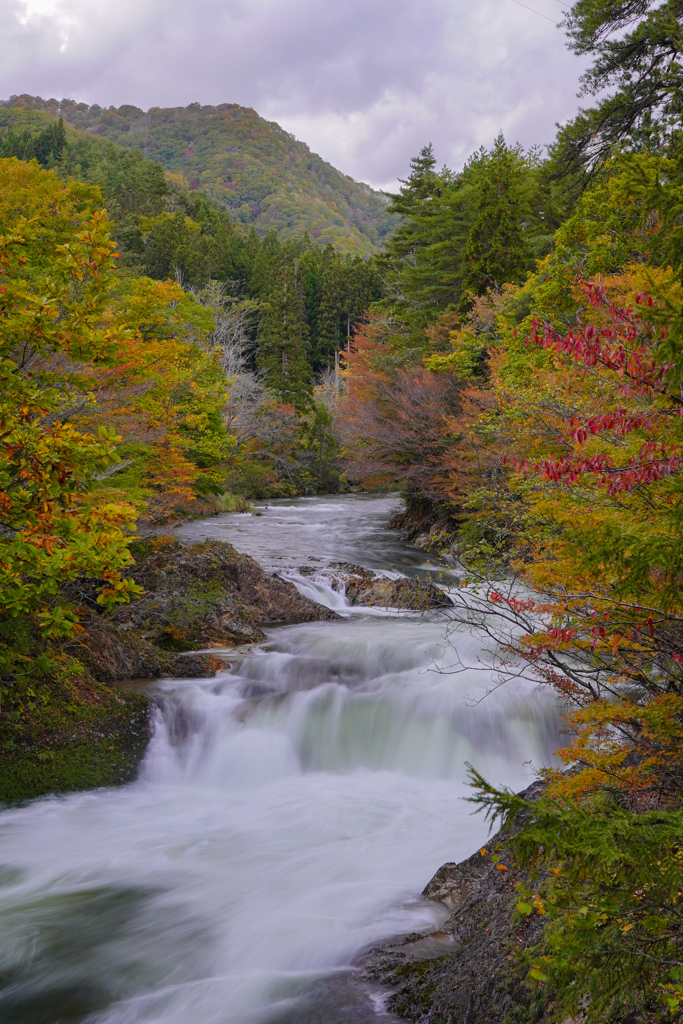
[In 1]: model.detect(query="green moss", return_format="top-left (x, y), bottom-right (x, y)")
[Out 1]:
top-left (388, 956), bottom-right (449, 1019)
top-left (0, 621), bottom-right (150, 804)
top-left (0, 692), bottom-right (149, 803)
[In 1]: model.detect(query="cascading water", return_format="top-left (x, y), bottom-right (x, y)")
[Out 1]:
top-left (0, 495), bottom-right (562, 1024)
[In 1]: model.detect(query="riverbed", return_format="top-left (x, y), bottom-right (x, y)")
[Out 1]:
top-left (0, 494), bottom-right (561, 1024)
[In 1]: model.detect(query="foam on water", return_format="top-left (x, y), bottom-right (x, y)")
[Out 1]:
top-left (0, 496), bottom-right (561, 1024)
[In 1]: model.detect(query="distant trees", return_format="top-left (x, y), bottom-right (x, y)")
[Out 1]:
top-left (257, 250), bottom-right (312, 409)
top-left (0, 95), bottom-right (398, 252)
top-left (0, 104), bottom-right (385, 453)
top-left (0, 115), bottom-right (66, 166)
top-left (340, 312), bottom-right (468, 496)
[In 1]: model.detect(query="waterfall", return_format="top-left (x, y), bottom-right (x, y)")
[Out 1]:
top-left (0, 495), bottom-right (561, 1024)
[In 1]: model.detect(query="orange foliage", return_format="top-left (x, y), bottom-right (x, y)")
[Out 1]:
top-left (339, 313), bottom-right (489, 501)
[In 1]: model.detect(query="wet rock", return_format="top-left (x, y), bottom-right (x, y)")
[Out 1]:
top-left (77, 538), bottom-right (340, 682)
top-left (265, 972), bottom-right (403, 1024)
top-left (346, 576), bottom-right (453, 610)
top-left (388, 504), bottom-right (439, 542)
top-left (422, 854), bottom-right (490, 910)
top-left (321, 564), bottom-right (453, 610)
top-left (329, 562), bottom-right (376, 577)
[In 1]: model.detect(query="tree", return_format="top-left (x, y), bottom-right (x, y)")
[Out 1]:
top-left (339, 311), bottom-right (488, 500)
top-left (555, 0), bottom-right (683, 176)
top-left (0, 159), bottom-right (140, 637)
top-left (256, 247), bottom-right (312, 409)
top-left (462, 135), bottom-right (543, 294)
top-left (86, 276), bottom-right (231, 523)
top-left (375, 138), bottom-right (551, 343)
top-left (0, 115), bottom-right (67, 167)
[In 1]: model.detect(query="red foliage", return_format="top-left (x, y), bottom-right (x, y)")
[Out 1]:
top-left (515, 277), bottom-right (682, 495)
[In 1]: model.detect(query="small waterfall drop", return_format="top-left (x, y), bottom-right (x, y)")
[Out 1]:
top-left (0, 495), bottom-right (561, 1024)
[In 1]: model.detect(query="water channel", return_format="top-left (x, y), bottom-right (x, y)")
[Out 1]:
top-left (0, 494), bottom-right (561, 1024)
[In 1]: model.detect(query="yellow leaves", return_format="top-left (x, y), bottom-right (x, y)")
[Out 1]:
top-left (109, 276), bottom-right (214, 344)
top-left (517, 894), bottom-right (546, 916)
top-left (545, 693), bottom-right (683, 802)
top-left (0, 159), bottom-right (143, 634)
top-left (533, 894), bottom-right (547, 916)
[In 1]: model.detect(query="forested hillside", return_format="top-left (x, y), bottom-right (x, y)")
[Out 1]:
top-left (0, 102), bottom-right (383, 491)
top-left (0, 95), bottom-right (396, 253)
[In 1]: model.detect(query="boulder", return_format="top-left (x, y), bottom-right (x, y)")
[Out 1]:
top-left (325, 563), bottom-right (453, 610)
top-left (76, 538), bottom-right (340, 681)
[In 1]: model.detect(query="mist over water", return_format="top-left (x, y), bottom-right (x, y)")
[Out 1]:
top-left (0, 495), bottom-right (561, 1024)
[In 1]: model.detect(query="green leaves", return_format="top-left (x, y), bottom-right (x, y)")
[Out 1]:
top-left (376, 135), bottom-right (553, 340)
top-left (468, 763), bottom-right (683, 1021)
top-left (0, 159), bottom-right (139, 637)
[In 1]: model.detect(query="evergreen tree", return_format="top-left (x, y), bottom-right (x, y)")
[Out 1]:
top-left (0, 115), bottom-right (67, 166)
top-left (461, 134), bottom-right (540, 293)
top-left (375, 137), bottom-right (548, 337)
top-left (555, 0), bottom-right (683, 177)
top-left (257, 249), bottom-right (312, 409)
top-left (316, 256), bottom-right (347, 369)
top-left (380, 144), bottom-right (449, 277)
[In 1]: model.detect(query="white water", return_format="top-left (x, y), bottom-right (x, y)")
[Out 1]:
top-left (0, 495), bottom-right (561, 1024)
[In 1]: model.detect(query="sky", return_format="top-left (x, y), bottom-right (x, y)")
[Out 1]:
top-left (1, 0), bottom-right (589, 191)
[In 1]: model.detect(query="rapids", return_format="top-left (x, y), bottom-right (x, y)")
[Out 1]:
top-left (0, 495), bottom-right (561, 1024)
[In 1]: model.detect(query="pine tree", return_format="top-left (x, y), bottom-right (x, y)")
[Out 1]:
top-left (554, 0), bottom-right (683, 177)
top-left (316, 257), bottom-right (346, 369)
top-left (380, 144), bottom-right (448, 272)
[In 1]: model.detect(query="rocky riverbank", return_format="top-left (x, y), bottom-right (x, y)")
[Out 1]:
top-left (76, 536), bottom-right (340, 682)
top-left (1, 537), bottom-right (339, 804)
top-left (388, 502), bottom-right (455, 550)
top-left (360, 781), bottom-right (548, 1024)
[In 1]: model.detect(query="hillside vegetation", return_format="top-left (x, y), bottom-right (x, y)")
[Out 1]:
top-left (0, 95), bottom-right (396, 253)
top-left (4, 0), bottom-right (683, 1013)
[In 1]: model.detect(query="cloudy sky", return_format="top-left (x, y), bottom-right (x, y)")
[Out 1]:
top-left (1, 0), bottom-right (588, 190)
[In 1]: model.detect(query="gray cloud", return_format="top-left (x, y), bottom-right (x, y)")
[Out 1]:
top-left (1, 0), bottom-right (588, 188)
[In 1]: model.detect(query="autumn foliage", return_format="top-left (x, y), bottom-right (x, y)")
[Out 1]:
top-left (340, 143), bottom-right (683, 1018)
top-left (0, 160), bottom-right (141, 636)
top-left (340, 311), bottom-right (495, 516)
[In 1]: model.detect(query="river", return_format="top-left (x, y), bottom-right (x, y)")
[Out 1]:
top-left (0, 494), bottom-right (561, 1024)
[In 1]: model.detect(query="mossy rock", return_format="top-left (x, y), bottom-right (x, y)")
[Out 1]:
top-left (0, 687), bottom-right (150, 803)
top-left (0, 622), bottom-right (151, 805)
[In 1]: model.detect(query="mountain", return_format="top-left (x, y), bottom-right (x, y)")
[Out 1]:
top-left (0, 95), bottom-right (396, 254)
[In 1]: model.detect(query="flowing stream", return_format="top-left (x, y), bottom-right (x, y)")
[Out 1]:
top-left (0, 495), bottom-right (561, 1024)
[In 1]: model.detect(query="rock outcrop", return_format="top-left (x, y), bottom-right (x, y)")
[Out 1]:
top-left (299, 563), bottom-right (453, 611)
top-left (76, 538), bottom-right (340, 682)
